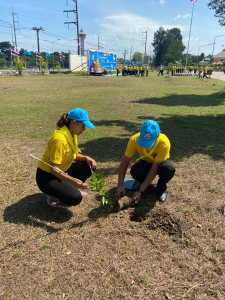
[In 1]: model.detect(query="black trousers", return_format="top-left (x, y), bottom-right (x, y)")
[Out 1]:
top-left (36, 161), bottom-right (92, 206)
top-left (130, 159), bottom-right (175, 192)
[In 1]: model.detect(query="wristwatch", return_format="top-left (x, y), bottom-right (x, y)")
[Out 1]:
top-left (137, 188), bottom-right (143, 194)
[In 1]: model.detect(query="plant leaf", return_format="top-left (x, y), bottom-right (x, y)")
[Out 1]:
top-left (91, 169), bottom-right (97, 179)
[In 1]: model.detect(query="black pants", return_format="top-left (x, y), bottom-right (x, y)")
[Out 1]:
top-left (130, 159), bottom-right (175, 192)
top-left (36, 161), bottom-right (92, 206)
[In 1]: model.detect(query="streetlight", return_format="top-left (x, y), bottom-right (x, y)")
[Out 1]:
top-left (211, 34), bottom-right (225, 63)
top-left (42, 38), bottom-right (61, 71)
top-left (197, 43), bottom-right (215, 66)
top-left (51, 39), bottom-right (61, 71)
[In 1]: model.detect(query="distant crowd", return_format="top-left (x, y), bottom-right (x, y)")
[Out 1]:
top-left (116, 65), bottom-right (151, 77)
top-left (116, 64), bottom-right (225, 78)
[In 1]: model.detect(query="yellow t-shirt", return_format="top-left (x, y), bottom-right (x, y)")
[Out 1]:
top-left (38, 125), bottom-right (81, 173)
top-left (125, 133), bottom-right (170, 164)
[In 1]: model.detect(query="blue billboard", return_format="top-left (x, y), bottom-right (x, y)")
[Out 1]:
top-left (88, 49), bottom-right (117, 74)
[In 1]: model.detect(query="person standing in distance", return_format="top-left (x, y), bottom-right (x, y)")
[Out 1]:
top-left (36, 108), bottom-right (97, 207)
top-left (115, 120), bottom-right (175, 205)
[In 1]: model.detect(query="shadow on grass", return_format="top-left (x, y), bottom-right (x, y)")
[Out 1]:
top-left (138, 114), bottom-right (225, 161)
top-left (80, 114), bottom-right (225, 163)
top-left (132, 91), bottom-right (225, 107)
top-left (3, 193), bottom-right (73, 233)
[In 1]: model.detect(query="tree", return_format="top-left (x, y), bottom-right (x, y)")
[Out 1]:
top-left (0, 58), bottom-right (7, 68)
top-left (117, 58), bottom-right (124, 64)
top-left (38, 57), bottom-right (47, 74)
top-left (152, 27), bottom-right (167, 66)
top-left (132, 52), bottom-right (143, 63)
top-left (152, 27), bottom-right (185, 66)
top-left (0, 41), bottom-right (13, 63)
top-left (208, 0), bottom-right (225, 26)
top-left (14, 57), bottom-right (25, 75)
top-left (0, 41), bottom-right (12, 52)
top-left (165, 28), bottom-right (185, 64)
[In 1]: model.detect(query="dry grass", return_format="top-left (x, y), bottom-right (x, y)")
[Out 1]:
top-left (0, 73), bottom-right (224, 300)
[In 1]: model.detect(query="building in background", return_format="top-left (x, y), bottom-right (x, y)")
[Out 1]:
top-left (79, 28), bottom-right (87, 56)
top-left (213, 50), bottom-right (225, 64)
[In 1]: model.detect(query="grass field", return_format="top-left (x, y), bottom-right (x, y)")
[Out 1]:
top-left (0, 72), bottom-right (224, 300)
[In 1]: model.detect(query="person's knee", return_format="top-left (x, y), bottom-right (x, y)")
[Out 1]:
top-left (130, 164), bottom-right (138, 179)
top-left (159, 163), bottom-right (175, 181)
top-left (60, 193), bottom-right (83, 206)
top-left (130, 164), bottom-right (142, 181)
top-left (130, 164), bottom-right (146, 182)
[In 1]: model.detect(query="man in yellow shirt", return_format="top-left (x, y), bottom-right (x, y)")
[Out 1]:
top-left (115, 120), bottom-right (175, 205)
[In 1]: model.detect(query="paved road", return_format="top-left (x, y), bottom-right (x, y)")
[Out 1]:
top-left (210, 72), bottom-right (225, 81)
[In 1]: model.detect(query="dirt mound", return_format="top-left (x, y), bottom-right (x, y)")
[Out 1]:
top-left (149, 207), bottom-right (187, 236)
top-left (129, 210), bottom-right (148, 222)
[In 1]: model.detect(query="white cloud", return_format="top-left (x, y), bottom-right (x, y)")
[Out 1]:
top-left (85, 13), bottom-right (190, 55)
top-left (92, 14), bottom-right (162, 54)
top-left (174, 14), bottom-right (190, 21)
top-left (159, 0), bottom-right (166, 4)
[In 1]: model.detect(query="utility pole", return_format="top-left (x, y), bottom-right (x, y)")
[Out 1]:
top-left (12, 8), bottom-right (18, 51)
top-left (32, 27), bottom-right (44, 54)
top-left (123, 50), bottom-right (128, 61)
top-left (64, 0), bottom-right (80, 55)
top-left (143, 30), bottom-right (147, 56)
top-left (32, 27), bottom-right (44, 71)
top-left (130, 46), bottom-right (132, 60)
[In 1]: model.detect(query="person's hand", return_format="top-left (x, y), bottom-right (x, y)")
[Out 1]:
top-left (115, 186), bottom-right (125, 199)
top-left (86, 156), bottom-right (97, 169)
top-left (73, 178), bottom-right (89, 190)
top-left (79, 182), bottom-right (89, 190)
top-left (132, 191), bottom-right (142, 203)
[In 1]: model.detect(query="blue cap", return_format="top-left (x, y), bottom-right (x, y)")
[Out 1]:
top-left (138, 120), bottom-right (160, 149)
top-left (68, 108), bottom-right (95, 129)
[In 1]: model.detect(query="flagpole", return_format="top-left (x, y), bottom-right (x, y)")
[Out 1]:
top-left (185, 2), bottom-right (195, 71)
top-left (11, 50), bottom-right (13, 68)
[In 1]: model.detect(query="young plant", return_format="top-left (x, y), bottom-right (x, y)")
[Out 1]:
top-left (89, 170), bottom-right (113, 211)
top-left (38, 57), bottom-right (47, 75)
top-left (14, 57), bottom-right (25, 75)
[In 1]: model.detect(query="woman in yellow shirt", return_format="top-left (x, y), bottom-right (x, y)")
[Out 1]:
top-left (36, 108), bottom-right (97, 207)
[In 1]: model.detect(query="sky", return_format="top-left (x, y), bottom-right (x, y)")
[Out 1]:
top-left (1, 0), bottom-right (225, 59)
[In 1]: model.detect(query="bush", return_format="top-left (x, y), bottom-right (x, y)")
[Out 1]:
top-left (14, 57), bottom-right (25, 75)
top-left (0, 58), bottom-right (7, 68)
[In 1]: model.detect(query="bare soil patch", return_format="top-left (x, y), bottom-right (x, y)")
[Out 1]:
top-left (148, 206), bottom-right (189, 237)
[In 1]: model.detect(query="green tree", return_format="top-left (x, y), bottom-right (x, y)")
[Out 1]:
top-left (38, 57), bottom-right (47, 74)
top-left (0, 58), bottom-right (7, 68)
top-left (152, 27), bottom-right (167, 66)
top-left (208, 0), bottom-right (225, 26)
top-left (14, 57), bottom-right (25, 75)
top-left (165, 28), bottom-right (185, 64)
top-left (132, 52), bottom-right (143, 63)
top-left (118, 58), bottom-right (124, 64)
top-left (0, 41), bottom-right (13, 65)
top-left (152, 27), bottom-right (185, 66)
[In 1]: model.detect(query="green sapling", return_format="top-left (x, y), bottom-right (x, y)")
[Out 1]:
top-left (90, 170), bottom-right (113, 211)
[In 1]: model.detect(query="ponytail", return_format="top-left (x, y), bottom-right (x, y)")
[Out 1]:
top-left (56, 113), bottom-right (71, 128)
